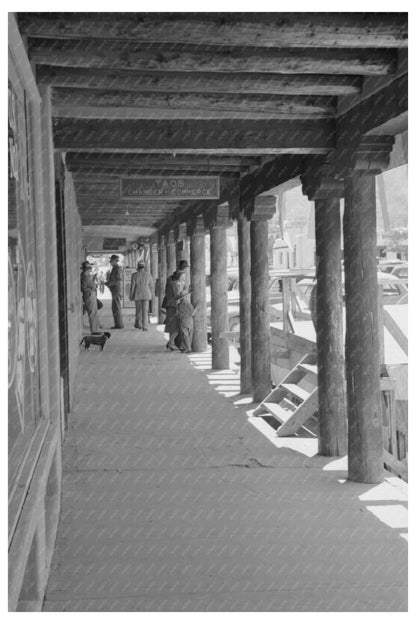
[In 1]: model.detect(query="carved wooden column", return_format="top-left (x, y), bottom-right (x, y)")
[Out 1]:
top-left (166, 230), bottom-right (176, 278)
top-left (338, 136), bottom-right (393, 482)
top-left (157, 235), bottom-right (167, 323)
top-left (246, 195), bottom-right (276, 403)
top-left (230, 187), bottom-right (252, 394)
top-left (302, 168), bottom-right (347, 456)
top-left (208, 205), bottom-right (232, 370)
top-left (150, 241), bottom-right (158, 316)
top-left (187, 216), bottom-right (207, 352)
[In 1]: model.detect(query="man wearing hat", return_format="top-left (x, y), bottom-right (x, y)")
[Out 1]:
top-left (105, 254), bottom-right (124, 329)
top-left (129, 261), bottom-right (154, 330)
top-left (163, 260), bottom-right (191, 349)
top-left (80, 260), bottom-right (100, 333)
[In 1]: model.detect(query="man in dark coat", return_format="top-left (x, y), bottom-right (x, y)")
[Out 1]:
top-left (105, 254), bottom-right (124, 329)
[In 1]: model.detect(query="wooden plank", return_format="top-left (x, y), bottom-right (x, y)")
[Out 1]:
top-left (277, 388), bottom-right (318, 436)
top-left (29, 39), bottom-right (397, 75)
top-left (37, 67), bottom-right (363, 96)
top-left (67, 153), bottom-right (261, 168)
top-left (383, 449), bottom-right (407, 480)
top-left (53, 106), bottom-right (335, 121)
top-left (19, 13), bottom-right (408, 48)
top-left (52, 89), bottom-right (336, 118)
top-left (263, 402), bottom-right (292, 423)
top-left (298, 362), bottom-right (318, 375)
top-left (73, 168), bottom-right (241, 179)
top-left (383, 308), bottom-right (408, 355)
top-left (281, 383), bottom-right (310, 402)
top-left (53, 118), bottom-right (335, 152)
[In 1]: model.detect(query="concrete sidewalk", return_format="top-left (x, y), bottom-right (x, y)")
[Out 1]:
top-left (43, 309), bottom-right (408, 611)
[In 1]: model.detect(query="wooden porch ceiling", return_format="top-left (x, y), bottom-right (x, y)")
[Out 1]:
top-left (18, 12), bottom-right (408, 237)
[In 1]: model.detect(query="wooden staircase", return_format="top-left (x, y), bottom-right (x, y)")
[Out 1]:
top-left (253, 353), bottom-right (319, 437)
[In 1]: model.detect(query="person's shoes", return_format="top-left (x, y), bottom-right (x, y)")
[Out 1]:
top-left (110, 326), bottom-right (123, 329)
top-left (142, 328), bottom-right (148, 331)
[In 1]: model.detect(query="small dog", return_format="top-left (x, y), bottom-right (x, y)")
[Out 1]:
top-left (80, 332), bottom-right (111, 351)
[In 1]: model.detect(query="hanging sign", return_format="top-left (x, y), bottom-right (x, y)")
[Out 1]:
top-left (120, 176), bottom-right (220, 200)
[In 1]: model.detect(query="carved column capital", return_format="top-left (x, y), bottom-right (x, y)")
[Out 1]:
top-left (250, 195), bottom-right (277, 221)
top-left (174, 222), bottom-right (187, 242)
top-left (329, 135), bottom-right (395, 179)
top-left (204, 204), bottom-right (233, 230)
top-left (186, 215), bottom-right (206, 237)
top-left (228, 184), bottom-right (241, 220)
top-left (165, 229), bottom-right (176, 246)
top-left (301, 162), bottom-right (344, 201)
top-left (157, 233), bottom-right (166, 250)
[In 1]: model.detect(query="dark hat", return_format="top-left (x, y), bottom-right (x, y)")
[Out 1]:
top-left (110, 254), bottom-right (119, 261)
top-left (137, 261), bottom-right (145, 268)
top-left (178, 260), bottom-right (190, 269)
top-left (81, 260), bottom-right (92, 270)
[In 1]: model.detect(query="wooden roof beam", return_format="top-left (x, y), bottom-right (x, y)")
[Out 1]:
top-left (19, 13), bottom-right (408, 48)
top-left (66, 153), bottom-right (261, 168)
top-left (38, 67), bottom-right (362, 96)
top-left (29, 40), bottom-right (397, 75)
top-left (52, 89), bottom-right (336, 120)
top-left (72, 168), bottom-right (245, 176)
top-left (53, 118), bottom-right (334, 153)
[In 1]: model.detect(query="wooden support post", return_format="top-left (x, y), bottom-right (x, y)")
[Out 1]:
top-left (237, 214), bottom-right (252, 394)
top-left (166, 231), bottom-right (176, 278)
top-left (344, 172), bottom-right (384, 483)
top-left (189, 217), bottom-right (207, 353)
top-left (314, 197), bottom-right (347, 456)
top-left (250, 218), bottom-right (272, 402)
top-left (157, 237), bottom-right (167, 324)
top-left (210, 224), bottom-right (230, 370)
top-left (282, 277), bottom-right (291, 332)
top-left (150, 243), bottom-right (158, 317)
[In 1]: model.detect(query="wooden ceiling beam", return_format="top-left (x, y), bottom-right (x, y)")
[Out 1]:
top-left (38, 67), bottom-right (363, 96)
top-left (29, 39), bottom-right (396, 75)
top-left (72, 169), bottom-right (243, 178)
top-left (53, 107), bottom-right (332, 121)
top-left (52, 89), bottom-right (336, 119)
top-left (19, 13), bottom-right (408, 48)
top-left (53, 118), bottom-right (334, 152)
top-left (67, 153), bottom-right (261, 167)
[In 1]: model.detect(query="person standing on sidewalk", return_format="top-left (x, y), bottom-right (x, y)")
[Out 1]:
top-left (129, 261), bottom-right (154, 330)
top-left (177, 288), bottom-right (196, 353)
top-left (80, 260), bottom-right (100, 333)
top-left (105, 254), bottom-right (124, 329)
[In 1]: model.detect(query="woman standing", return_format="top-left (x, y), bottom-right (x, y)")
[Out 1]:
top-left (129, 261), bottom-right (154, 330)
top-left (80, 260), bottom-right (100, 333)
top-left (164, 270), bottom-right (187, 350)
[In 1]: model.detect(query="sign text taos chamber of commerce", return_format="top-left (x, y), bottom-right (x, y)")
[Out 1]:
top-left (120, 176), bottom-right (220, 200)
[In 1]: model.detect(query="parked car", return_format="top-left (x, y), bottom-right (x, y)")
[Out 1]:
top-left (297, 272), bottom-right (408, 308)
top-left (379, 261), bottom-right (408, 285)
top-left (207, 268), bottom-right (315, 333)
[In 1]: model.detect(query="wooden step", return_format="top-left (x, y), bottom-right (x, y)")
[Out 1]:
top-left (263, 402), bottom-right (292, 423)
top-left (298, 362), bottom-right (318, 375)
top-left (280, 397), bottom-right (297, 411)
top-left (281, 383), bottom-right (310, 402)
top-left (276, 388), bottom-right (318, 437)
